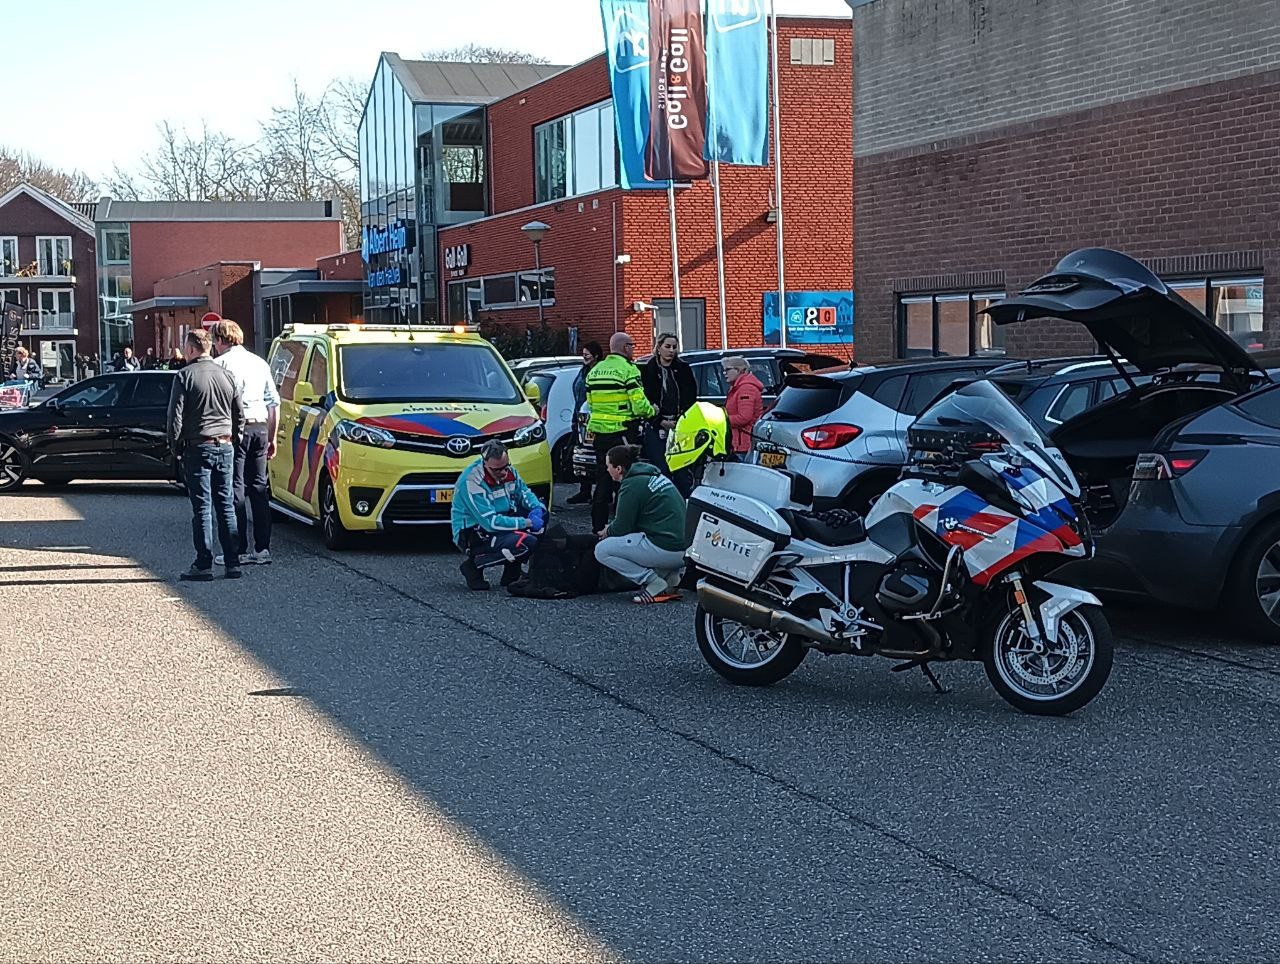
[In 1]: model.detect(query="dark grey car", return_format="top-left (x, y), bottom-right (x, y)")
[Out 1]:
top-left (985, 247), bottom-right (1280, 638)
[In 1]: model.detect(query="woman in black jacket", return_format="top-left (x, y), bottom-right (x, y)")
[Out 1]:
top-left (640, 333), bottom-right (697, 493)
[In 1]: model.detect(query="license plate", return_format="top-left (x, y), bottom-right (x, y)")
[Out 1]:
top-left (759, 450), bottom-right (787, 469)
top-left (429, 488), bottom-right (454, 504)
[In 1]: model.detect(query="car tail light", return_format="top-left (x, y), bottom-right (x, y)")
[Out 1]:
top-left (801, 423), bottom-right (863, 450)
top-left (1133, 451), bottom-right (1205, 481)
top-left (540, 404), bottom-right (548, 422)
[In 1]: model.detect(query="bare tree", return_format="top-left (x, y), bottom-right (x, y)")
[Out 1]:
top-left (104, 121), bottom-right (257, 201)
top-left (421, 44), bottom-right (550, 64)
top-left (0, 147), bottom-right (97, 201)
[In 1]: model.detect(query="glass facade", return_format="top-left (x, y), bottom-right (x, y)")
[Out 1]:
top-left (97, 221), bottom-right (133, 364)
top-left (358, 57), bottom-right (494, 325)
top-left (534, 100), bottom-right (617, 203)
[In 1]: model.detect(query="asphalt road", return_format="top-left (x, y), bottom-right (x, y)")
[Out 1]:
top-left (4, 482), bottom-right (1280, 962)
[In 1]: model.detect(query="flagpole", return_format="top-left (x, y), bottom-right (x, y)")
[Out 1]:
top-left (769, 0), bottom-right (787, 349)
top-left (711, 159), bottom-right (728, 350)
top-left (667, 181), bottom-right (682, 338)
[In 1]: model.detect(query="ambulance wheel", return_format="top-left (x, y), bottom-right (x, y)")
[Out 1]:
top-left (320, 475), bottom-right (354, 551)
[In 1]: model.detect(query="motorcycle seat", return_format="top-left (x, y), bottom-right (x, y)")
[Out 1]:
top-left (779, 508), bottom-right (866, 547)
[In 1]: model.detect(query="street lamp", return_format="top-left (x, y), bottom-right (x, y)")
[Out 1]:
top-left (520, 220), bottom-right (551, 326)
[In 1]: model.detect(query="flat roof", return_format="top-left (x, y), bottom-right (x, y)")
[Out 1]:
top-left (260, 279), bottom-right (364, 297)
top-left (95, 198), bottom-right (342, 223)
top-left (128, 296), bottom-right (208, 312)
top-left (384, 54), bottom-right (567, 105)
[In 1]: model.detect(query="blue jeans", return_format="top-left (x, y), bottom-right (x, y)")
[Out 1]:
top-left (183, 442), bottom-right (239, 570)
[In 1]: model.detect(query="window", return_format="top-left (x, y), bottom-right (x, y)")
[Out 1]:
top-left (517, 268), bottom-right (556, 305)
top-left (747, 358), bottom-right (777, 394)
top-left (103, 229), bottom-right (130, 264)
top-left (694, 363), bottom-right (726, 398)
top-left (37, 237), bottom-right (72, 276)
top-left (338, 343), bottom-right (521, 403)
top-left (896, 291), bottom-right (1007, 358)
top-left (38, 289), bottom-right (73, 330)
top-left (1170, 277), bottom-right (1265, 349)
top-left (535, 100), bottom-right (619, 203)
top-left (482, 274), bottom-right (518, 308)
top-left (447, 279), bottom-right (483, 323)
top-left (1236, 385), bottom-right (1280, 429)
top-left (269, 340), bottom-right (307, 397)
top-left (305, 343), bottom-right (329, 393)
top-left (0, 238), bottom-right (17, 275)
top-left (124, 376), bottom-right (174, 408)
top-left (0, 288), bottom-right (20, 310)
top-left (1045, 382), bottom-right (1093, 425)
top-left (57, 376), bottom-right (125, 408)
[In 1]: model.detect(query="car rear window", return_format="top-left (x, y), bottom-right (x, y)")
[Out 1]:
top-left (526, 372), bottom-right (556, 407)
top-left (769, 374), bottom-right (860, 421)
top-left (339, 343), bottom-right (521, 404)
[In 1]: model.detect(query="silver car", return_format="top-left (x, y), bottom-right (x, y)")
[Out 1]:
top-left (752, 357), bottom-right (1010, 512)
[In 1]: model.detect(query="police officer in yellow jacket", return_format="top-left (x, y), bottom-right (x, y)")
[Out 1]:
top-left (586, 331), bottom-right (655, 530)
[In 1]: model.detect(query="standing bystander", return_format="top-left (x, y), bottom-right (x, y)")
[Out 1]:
top-left (212, 320), bottom-right (280, 566)
top-left (723, 356), bottom-right (764, 456)
top-left (167, 329), bottom-right (243, 581)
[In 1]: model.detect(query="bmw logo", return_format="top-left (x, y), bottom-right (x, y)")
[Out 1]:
top-left (446, 437), bottom-right (472, 456)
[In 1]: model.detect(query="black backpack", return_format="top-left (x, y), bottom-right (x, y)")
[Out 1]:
top-left (506, 524), bottom-right (604, 599)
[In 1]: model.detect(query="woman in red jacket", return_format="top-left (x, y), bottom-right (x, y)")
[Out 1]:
top-left (722, 356), bottom-right (764, 456)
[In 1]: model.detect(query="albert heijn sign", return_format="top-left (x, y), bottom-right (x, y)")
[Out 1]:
top-left (361, 219), bottom-right (411, 262)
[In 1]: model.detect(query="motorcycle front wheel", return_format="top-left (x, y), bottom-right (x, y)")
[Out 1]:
top-left (695, 605), bottom-right (807, 686)
top-left (984, 602), bottom-right (1113, 716)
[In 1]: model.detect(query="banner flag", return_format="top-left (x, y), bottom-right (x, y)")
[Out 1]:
top-left (600, 0), bottom-right (670, 190)
top-left (704, 0), bottom-right (769, 166)
top-left (645, 0), bottom-right (710, 181)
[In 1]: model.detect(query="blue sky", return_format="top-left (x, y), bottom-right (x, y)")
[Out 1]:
top-left (8, 0), bottom-right (845, 184)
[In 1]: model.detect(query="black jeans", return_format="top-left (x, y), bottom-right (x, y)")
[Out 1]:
top-left (183, 442), bottom-right (239, 570)
top-left (234, 424), bottom-right (272, 555)
top-left (591, 431), bottom-right (627, 531)
top-left (641, 423), bottom-right (694, 498)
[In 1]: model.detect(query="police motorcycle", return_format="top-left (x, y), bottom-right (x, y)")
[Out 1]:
top-left (672, 382), bottom-right (1113, 715)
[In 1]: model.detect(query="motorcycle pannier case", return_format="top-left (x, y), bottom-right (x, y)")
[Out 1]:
top-left (685, 487), bottom-right (790, 585)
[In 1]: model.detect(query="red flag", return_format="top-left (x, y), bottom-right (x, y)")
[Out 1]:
top-left (645, 0), bottom-right (709, 181)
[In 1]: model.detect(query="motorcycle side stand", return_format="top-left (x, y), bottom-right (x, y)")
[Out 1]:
top-left (891, 659), bottom-right (951, 695)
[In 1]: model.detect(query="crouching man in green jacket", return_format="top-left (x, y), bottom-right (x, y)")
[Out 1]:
top-left (594, 443), bottom-right (688, 604)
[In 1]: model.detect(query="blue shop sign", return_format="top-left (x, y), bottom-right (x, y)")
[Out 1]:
top-left (361, 220), bottom-right (410, 262)
top-left (368, 266), bottom-right (403, 288)
top-left (763, 290), bottom-right (854, 346)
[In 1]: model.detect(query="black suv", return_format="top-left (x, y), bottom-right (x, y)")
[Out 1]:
top-left (0, 370), bottom-right (178, 491)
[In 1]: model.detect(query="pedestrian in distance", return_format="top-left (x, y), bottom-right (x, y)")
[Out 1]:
top-left (10, 346), bottom-right (41, 383)
top-left (567, 340), bottom-right (604, 505)
top-left (640, 332), bottom-right (697, 494)
top-left (113, 345), bottom-right (140, 372)
top-left (451, 440), bottom-right (548, 591)
top-left (585, 331), bottom-right (654, 532)
top-left (142, 348), bottom-right (158, 370)
top-left (167, 328), bottom-right (244, 582)
top-left (167, 347), bottom-right (186, 371)
top-left (594, 444), bottom-right (688, 604)
top-left (723, 356), bottom-right (764, 456)
top-left (212, 320), bottom-right (280, 567)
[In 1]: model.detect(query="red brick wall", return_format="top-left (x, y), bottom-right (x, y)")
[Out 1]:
top-left (0, 192), bottom-right (100, 362)
top-left (152, 263), bottom-right (256, 355)
top-left (448, 18), bottom-right (854, 358)
top-left (317, 251), bottom-right (362, 280)
top-left (854, 69), bottom-right (1280, 361)
top-left (129, 219), bottom-right (343, 354)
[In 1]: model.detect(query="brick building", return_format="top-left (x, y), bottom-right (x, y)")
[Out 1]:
top-left (0, 183), bottom-right (98, 380)
top-left (361, 17), bottom-right (854, 356)
top-left (851, 0), bottom-right (1279, 361)
top-left (97, 198), bottom-right (345, 362)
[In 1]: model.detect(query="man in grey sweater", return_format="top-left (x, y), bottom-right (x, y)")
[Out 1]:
top-left (167, 328), bottom-right (245, 581)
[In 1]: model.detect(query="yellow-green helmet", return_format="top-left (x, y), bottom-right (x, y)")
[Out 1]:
top-left (666, 401), bottom-right (728, 471)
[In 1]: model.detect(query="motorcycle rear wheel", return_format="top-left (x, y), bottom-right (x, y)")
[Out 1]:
top-left (696, 604), bottom-right (807, 686)
top-left (984, 602), bottom-right (1113, 716)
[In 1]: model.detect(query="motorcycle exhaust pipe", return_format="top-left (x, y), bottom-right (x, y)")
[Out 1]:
top-left (697, 581), bottom-right (840, 647)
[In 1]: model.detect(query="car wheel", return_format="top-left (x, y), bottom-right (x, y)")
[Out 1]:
top-left (320, 475), bottom-right (354, 551)
top-left (0, 439), bottom-right (29, 492)
top-left (1228, 519), bottom-right (1280, 642)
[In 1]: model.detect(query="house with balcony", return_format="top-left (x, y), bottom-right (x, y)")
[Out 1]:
top-left (0, 182), bottom-right (98, 381)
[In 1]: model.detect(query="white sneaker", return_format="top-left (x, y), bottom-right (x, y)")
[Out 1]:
top-left (214, 553), bottom-right (242, 567)
top-left (250, 549), bottom-right (272, 565)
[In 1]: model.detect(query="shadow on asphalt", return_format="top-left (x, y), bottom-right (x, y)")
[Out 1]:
top-left (7, 483), bottom-right (1280, 960)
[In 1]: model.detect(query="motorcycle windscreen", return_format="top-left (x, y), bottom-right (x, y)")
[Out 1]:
top-left (915, 380), bottom-right (1081, 498)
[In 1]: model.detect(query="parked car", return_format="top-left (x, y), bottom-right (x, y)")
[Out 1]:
top-left (508, 356), bottom-right (583, 381)
top-left (751, 356), bottom-right (1012, 512)
top-left (982, 247), bottom-right (1280, 637)
top-left (0, 370), bottom-right (178, 491)
top-left (520, 363), bottom-right (581, 481)
top-left (983, 357), bottom-right (1149, 431)
top-left (571, 347), bottom-right (845, 480)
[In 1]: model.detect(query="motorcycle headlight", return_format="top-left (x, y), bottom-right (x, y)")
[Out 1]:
top-left (513, 422), bottom-right (546, 446)
top-left (333, 419), bottom-right (395, 449)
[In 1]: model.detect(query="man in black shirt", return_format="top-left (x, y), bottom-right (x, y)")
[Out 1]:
top-left (167, 328), bottom-right (244, 581)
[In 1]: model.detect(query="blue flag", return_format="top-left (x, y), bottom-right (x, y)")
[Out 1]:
top-left (600, 0), bottom-right (671, 189)
top-left (704, 0), bottom-right (769, 166)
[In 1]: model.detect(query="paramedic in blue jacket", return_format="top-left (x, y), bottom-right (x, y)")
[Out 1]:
top-left (451, 439), bottom-right (548, 591)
